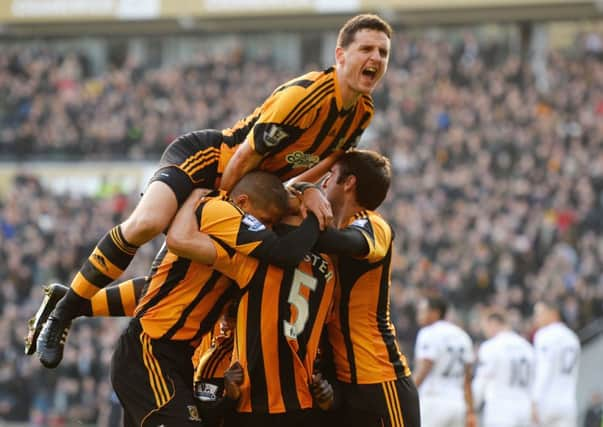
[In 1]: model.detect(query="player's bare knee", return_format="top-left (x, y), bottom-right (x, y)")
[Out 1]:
top-left (121, 212), bottom-right (167, 244)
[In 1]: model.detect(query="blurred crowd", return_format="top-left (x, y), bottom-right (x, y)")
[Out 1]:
top-left (1, 29), bottom-right (603, 425)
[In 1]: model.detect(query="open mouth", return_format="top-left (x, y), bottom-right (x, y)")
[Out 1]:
top-left (362, 66), bottom-right (378, 79)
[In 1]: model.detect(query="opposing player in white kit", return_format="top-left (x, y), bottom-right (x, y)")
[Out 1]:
top-left (472, 310), bottom-right (534, 427)
top-left (531, 301), bottom-right (580, 427)
top-left (414, 296), bottom-right (476, 427)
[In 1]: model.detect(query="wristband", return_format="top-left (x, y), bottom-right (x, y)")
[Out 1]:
top-left (290, 182), bottom-right (322, 194)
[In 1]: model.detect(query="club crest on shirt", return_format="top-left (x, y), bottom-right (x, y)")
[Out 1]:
top-left (186, 405), bottom-right (202, 422)
top-left (263, 125), bottom-right (289, 147)
top-left (285, 151), bottom-right (320, 169)
top-left (242, 214), bottom-right (266, 231)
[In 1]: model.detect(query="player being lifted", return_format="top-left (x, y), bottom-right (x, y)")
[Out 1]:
top-left (34, 14), bottom-right (393, 369)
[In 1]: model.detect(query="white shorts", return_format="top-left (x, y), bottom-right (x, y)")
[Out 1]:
top-left (539, 412), bottom-right (576, 427)
top-left (420, 395), bottom-right (465, 427)
top-left (482, 399), bottom-right (531, 427)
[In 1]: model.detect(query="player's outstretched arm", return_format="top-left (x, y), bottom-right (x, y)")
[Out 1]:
top-left (220, 142), bottom-right (263, 192)
top-left (288, 151), bottom-right (342, 186)
top-left (166, 189), bottom-right (218, 264)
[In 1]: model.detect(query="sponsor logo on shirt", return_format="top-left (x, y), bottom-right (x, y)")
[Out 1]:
top-left (285, 151), bottom-right (320, 169)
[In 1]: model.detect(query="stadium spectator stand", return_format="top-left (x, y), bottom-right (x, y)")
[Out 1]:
top-left (1, 29), bottom-right (602, 425)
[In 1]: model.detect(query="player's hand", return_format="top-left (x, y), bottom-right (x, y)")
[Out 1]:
top-left (310, 372), bottom-right (334, 410)
top-left (224, 362), bottom-right (244, 401)
top-left (300, 187), bottom-right (332, 230)
top-left (191, 188), bottom-right (213, 200)
top-left (466, 411), bottom-right (477, 427)
top-left (286, 186), bottom-right (303, 215)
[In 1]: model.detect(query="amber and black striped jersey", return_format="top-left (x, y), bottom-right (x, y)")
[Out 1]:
top-left (327, 210), bottom-right (412, 385)
top-left (194, 332), bottom-right (234, 399)
top-left (219, 67), bottom-right (375, 181)
top-left (217, 245), bottom-right (336, 414)
top-left (134, 193), bottom-right (316, 345)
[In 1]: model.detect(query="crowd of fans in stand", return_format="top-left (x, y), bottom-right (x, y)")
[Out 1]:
top-left (1, 30), bottom-right (602, 425)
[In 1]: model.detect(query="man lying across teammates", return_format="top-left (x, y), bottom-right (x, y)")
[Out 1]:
top-left (35, 13), bottom-right (393, 370)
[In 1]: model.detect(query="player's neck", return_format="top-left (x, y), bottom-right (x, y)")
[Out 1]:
top-left (340, 89), bottom-right (361, 110)
top-left (333, 199), bottom-right (364, 229)
top-left (334, 69), bottom-right (362, 110)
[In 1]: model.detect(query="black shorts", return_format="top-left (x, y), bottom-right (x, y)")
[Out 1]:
top-left (224, 409), bottom-right (318, 427)
top-left (148, 129), bottom-right (224, 206)
top-left (333, 377), bottom-right (420, 427)
top-left (111, 318), bottom-right (201, 427)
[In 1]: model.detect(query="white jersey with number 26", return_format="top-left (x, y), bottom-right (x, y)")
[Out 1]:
top-left (415, 320), bottom-right (474, 401)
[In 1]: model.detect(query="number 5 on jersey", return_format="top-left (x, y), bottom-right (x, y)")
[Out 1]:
top-left (284, 269), bottom-right (317, 339)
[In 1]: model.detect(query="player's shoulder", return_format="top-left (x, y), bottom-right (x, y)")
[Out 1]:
top-left (441, 321), bottom-right (473, 346)
top-left (351, 210), bottom-right (392, 235)
top-left (479, 337), bottom-right (498, 356)
top-left (417, 323), bottom-right (437, 341)
top-left (201, 193), bottom-right (244, 220)
top-left (273, 68), bottom-right (334, 95)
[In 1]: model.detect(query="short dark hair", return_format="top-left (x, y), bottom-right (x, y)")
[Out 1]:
top-left (538, 299), bottom-right (561, 314)
top-left (335, 149), bottom-right (391, 210)
top-left (426, 296), bottom-right (448, 320)
top-left (231, 171), bottom-right (289, 216)
top-left (487, 310), bottom-right (507, 324)
top-left (337, 14), bottom-right (393, 48)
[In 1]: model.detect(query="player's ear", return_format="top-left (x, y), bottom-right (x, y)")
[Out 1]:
top-left (335, 46), bottom-right (345, 66)
top-left (343, 174), bottom-right (356, 192)
top-left (233, 193), bottom-right (250, 209)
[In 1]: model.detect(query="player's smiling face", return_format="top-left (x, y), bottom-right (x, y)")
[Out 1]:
top-left (336, 29), bottom-right (390, 103)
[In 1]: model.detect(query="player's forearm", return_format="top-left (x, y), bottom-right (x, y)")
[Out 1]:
top-left (413, 359), bottom-right (433, 388)
top-left (220, 142), bottom-right (263, 191)
top-left (166, 231), bottom-right (218, 265)
top-left (464, 366), bottom-right (475, 412)
top-left (288, 151), bottom-right (342, 185)
top-left (166, 192), bottom-right (218, 264)
top-left (315, 227), bottom-right (369, 257)
top-left (253, 214), bottom-right (320, 267)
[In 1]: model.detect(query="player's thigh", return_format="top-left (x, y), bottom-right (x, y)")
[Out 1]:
top-left (484, 402), bottom-right (531, 427)
top-left (224, 410), bottom-right (316, 427)
top-left (112, 320), bottom-right (198, 426)
top-left (340, 378), bottom-right (419, 427)
top-left (342, 407), bottom-right (383, 427)
top-left (120, 180), bottom-right (179, 244)
top-left (543, 415), bottom-right (577, 427)
top-left (384, 377), bottom-right (420, 427)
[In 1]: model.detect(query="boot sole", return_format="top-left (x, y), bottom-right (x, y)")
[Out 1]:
top-left (24, 284), bottom-right (67, 355)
